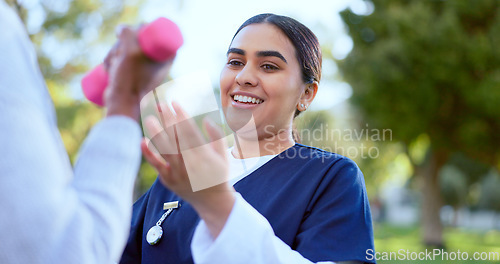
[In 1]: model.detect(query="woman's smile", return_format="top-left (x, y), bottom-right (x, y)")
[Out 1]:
top-left (230, 91), bottom-right (264, 109)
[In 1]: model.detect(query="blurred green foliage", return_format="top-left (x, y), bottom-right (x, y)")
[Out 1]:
top-left (339, 0), bottom-right (500, 164)
top-left (478, 170), bottom-right (500, 213)
top-left (439, 165), bottom-right (467, 211)
top-left (338, 0), bottom-right (500, 245)
top-left (374, 223), bottom-right (500, 263)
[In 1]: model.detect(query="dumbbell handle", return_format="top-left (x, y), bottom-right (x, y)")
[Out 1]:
top-left (81, 17), bottom-right (183, 106)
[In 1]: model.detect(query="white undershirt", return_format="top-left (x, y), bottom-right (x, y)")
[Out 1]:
top-left (227, 147), bottom-right (278, 186)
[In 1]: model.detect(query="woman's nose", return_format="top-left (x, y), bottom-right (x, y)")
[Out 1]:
top-left (235, 64), bottom-right (258, 87)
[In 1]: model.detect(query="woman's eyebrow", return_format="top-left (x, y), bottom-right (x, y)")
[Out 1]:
top-left (227, 48), bottom-right (245, 56)
top-left (227, 48), bottom-right (288, 64)
top-left (257, 50), bottom-right (287, 64)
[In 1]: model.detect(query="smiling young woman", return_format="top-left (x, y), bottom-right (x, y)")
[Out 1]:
top-left (119, 13), bottom-right (375, 264)
top-left (222, 22), bottom-right (310, 158)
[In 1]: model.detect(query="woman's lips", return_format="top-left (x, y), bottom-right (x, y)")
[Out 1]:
top-left (230, 94), bottom-right (264, 109)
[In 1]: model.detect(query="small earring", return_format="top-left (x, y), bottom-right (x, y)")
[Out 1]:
top-left (300, 103), bottom-right (305, 109)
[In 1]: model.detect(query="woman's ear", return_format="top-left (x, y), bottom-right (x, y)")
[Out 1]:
top-left (297, 81), bottom-right (318, 111)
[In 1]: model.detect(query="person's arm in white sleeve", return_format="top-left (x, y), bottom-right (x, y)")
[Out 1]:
top-left (191, 193), bottom-right (340, 264)
top-left (0, 63), bottom-right (142, 264)
top-left (0, 2), bottom-right (141, 263)
top-left (0, 1), bottom-right (170, 263)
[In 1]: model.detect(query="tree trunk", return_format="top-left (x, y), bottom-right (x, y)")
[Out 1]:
top-left (416, 149), bottom-right (448, 247)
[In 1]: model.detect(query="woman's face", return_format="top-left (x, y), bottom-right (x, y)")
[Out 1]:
top-left (220, 23), bottom-right (305, 139)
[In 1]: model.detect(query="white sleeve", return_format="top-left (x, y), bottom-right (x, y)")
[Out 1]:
top-left (0, 1), bottom-right (142, 263)
top-left (190, 193), bottom-right (337, 264)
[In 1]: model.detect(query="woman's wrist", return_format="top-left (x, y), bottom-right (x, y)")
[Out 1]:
top-left (190, 189), bottom-right (236, 239)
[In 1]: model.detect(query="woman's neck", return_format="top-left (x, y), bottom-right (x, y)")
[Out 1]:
top-left (231, 128), bottom-right (295, 159)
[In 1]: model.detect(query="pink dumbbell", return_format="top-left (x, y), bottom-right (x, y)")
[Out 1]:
top-left (82, 17), bottom-right (183, 106)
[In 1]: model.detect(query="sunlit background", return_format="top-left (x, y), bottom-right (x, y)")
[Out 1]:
top-left (21, 0), bottom-right (362, 110)
top-left (7, 0), bottom-right (500, 263)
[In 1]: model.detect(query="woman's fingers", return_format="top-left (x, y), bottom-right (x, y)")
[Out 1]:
top-left (171, 101), bottom-right (186, 121)
top-left (156, 103), bottom-right (179, 154)
top-left (171, 102), bottom-right (208, 151)
top-left (141, 138), bottom-right (171, 178)
top-left (144, 115), bottom-right (177, 155)
top-left (203, 118), bottom-right (227, 157)
top-left (157, 102), bottom-right (176, 129)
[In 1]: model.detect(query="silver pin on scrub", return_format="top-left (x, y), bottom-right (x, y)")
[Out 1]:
top-left (146, 201), bottom-right (180, 246)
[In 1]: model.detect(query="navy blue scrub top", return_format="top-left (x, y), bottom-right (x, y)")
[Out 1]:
top-left (120, 143), bottom-right (376, 264)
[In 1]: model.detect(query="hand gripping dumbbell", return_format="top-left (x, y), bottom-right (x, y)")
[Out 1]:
top-left (81, 17), bottom-right (183, 106)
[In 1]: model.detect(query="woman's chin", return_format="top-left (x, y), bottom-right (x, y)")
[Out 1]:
top-left (223, 106), bottom-right (255, 129)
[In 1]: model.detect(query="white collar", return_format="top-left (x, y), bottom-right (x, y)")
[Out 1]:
top-left (227, 148), bottom-right (278, 186)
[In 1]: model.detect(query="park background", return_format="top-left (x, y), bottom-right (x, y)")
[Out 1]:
top-left (6, 0), bottom-right (500, 262)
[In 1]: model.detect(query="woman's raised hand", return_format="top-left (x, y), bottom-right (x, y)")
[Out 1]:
top-left (141, 102), bottom-right (236, 238)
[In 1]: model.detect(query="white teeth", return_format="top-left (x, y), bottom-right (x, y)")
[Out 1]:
top-left (233, 94), bottom-right (263, 104)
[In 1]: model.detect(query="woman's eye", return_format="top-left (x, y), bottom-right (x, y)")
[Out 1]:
top-left (262, 64), bottom-right (279, 71)
top-left (228, 60), bottom-right (243, 66)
